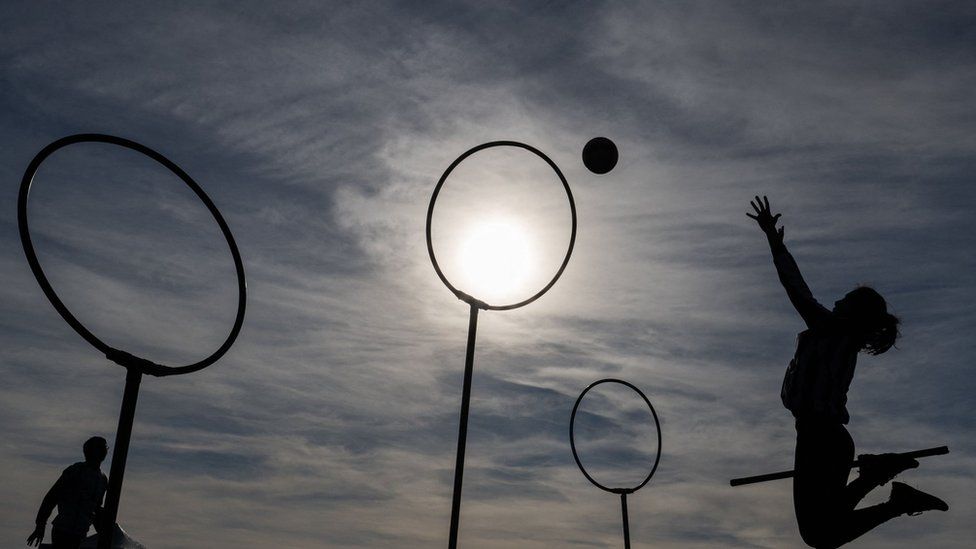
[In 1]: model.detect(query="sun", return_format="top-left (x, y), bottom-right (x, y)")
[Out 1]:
top-left (459, 219), bottom-right (532, 302)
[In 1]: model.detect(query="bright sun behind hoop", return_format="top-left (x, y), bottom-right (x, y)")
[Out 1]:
top-left (459, 219), bottom-right (533, 303)
top-left (426, 140), bottom-right (577, 311)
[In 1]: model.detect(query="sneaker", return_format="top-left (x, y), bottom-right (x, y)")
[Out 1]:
top-left (889, 481), bottom-right (949, 516)
top-left (858, 453), bottom-right (918, 486)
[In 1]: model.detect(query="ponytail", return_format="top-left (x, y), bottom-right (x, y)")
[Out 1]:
top-left (862, 311), bottom-right (900, 355)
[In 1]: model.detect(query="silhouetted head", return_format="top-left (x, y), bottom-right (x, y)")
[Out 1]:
top-left (833, 286), bottom-right (900, 355)
top-left (83, 436), bottom-right (108, 465)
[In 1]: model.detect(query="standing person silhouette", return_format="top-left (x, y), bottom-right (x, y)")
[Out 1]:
top-left (747, 196), bottom-right (948, 548)
top-left (27, 437), bottom-right (109, 549)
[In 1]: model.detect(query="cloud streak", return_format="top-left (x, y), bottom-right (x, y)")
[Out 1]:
top-left (1, 1), bottom-right (974, 547)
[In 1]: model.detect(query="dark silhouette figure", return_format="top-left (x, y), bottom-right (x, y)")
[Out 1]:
top-left (28, 437), bottom-right (109, 549)
top-left (748, 196), bottom-right (948, 548)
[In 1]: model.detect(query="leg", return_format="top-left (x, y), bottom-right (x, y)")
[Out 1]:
top-left (840, 430), bottom-right (877, 510)
top-left (841, 474), bottom-right (878, 510)
top-left (841, 438), bottom-right (921, 513)
top-left (832, 503), bottom-right (900, 545)
top-left (830, 433), bottom-right (944, 545)
top-left (793, 420), bottom-right (852, 548)
top-left (801, 426), bottom-right (920, 548)
top-left (828, 480), bottom-right (949, 546)
top-left (793, 421), bottom-right (897, 548)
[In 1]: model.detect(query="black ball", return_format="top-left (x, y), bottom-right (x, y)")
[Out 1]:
top-left (582, 137), bottom-right (618, 175)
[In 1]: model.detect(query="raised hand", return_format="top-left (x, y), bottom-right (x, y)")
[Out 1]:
top-left (747, 195), bottom-right (784, 243)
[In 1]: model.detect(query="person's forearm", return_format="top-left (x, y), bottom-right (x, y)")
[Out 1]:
top-left (769, 238), bottom-right (831, 328)
top-left (35, 484), bottom-right (59, 525)
top-left (765, 231), bottom-right (786, 255)
top-left (35, 503), bottom-right (53, 526)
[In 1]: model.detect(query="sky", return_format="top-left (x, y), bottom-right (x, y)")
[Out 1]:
top-left (1, 1), bottom-right (974, 547)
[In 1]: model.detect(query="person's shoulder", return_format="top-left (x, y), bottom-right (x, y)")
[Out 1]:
top-left (65, 461), bottom-right (86, 472)
top-left (60, 462), bottom-right (86, 477)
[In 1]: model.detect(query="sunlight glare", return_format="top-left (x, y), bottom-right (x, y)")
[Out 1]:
top-left (459, 219), bottom-right (533, 302)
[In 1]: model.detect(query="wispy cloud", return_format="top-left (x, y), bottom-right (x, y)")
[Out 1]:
top-left (1, 1), bottom-right (973, 547)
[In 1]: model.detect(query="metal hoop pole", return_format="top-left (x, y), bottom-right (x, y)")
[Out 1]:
top-left (569, 379), bottom-right (661, 548)
top-left (97, 367), bottom-right (142, 549)
top-left (448, 303), bottom-right (480, 549)
top-left (16, 134), bottom-right (247, 548)
top-left (620, 493), bottom-right (631, 549)
top-left (428, 141), bottom-right (575, 546)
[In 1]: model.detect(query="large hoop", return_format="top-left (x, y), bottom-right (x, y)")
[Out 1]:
top-left (426, 141), bottom-right (577, 311)
top-left (17, 133), bottom-right (247, 376)
top-left (569, 378), bottom-right (662, 494)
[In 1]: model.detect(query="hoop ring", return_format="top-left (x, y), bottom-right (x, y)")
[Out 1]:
top-left (569, 378), bottom-right (662, 494)
top-left (426, 141), bottom-right (577, 311)
top-left (17, 133), bottom-right (247, 376)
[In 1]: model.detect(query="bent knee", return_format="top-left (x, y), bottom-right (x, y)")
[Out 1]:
top-left (797, 517), bottom-right (845, 549)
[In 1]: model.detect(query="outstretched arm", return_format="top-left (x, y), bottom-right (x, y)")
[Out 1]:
top-left (747, 195), bottom-right (829, 328)
top-left (28, 472), bottom-right (65, 546)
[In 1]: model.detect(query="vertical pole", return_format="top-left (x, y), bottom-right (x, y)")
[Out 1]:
top-left (448, 303), bottom-right (479, 549)
top-left (620, 493), bottom-right (631, 549)
top-left (98, 367), bottom-right (143, 549)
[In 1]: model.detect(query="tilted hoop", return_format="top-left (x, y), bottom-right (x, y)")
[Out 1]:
top-left (17, 133), bottom-right (247, 376)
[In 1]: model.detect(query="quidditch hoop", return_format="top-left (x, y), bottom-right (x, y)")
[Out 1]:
top-left (426, 141), bottom-right (577, 311)
top-left (570, 378), bottom-right (662, 494)
top-left (17, 133), bottom-right (247, 377)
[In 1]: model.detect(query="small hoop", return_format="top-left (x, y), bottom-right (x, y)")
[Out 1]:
top-left (17, 133), bottom-right (247, 377)
top-left (425, 141), bottom-right (577, 311)
top-left (569, 378), bottom-right (662, 494)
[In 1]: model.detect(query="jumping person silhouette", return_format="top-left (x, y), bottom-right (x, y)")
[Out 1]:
top-left (748, 196), bottom-right (948, 549)
top-left (28, 437), bottom-right (109, 549)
